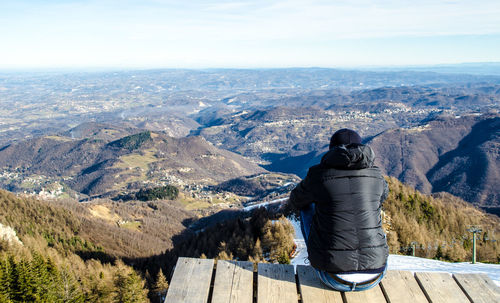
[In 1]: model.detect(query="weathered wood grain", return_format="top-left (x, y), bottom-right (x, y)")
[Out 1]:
top-left (296, 265), bottom-right (343, 303)
top-left (165, 258), bottom-right (500, 303)
top-left (257, 263), bottom-right (297, 303)
top-left (212, 261), bottom-right (254, 303)
top-left (453, 273), bottom-right (500, 303)
top-left (164, 257), bottom-right (214, 303)
top-left (380, 270), bottom-right (428, 303)
top-left (343, 285), bottom-right (387, 303)
top-left (415, 272), bottom-right (469, 303)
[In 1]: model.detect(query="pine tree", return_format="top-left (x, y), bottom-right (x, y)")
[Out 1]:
top-left (153, 269), bottom-right (169, 303)
top-left (113, 260), bottom-right (148, 303)
top-left (59, 266), bottom-right (84, 303)
top-left (0, 256), bottom-right (14, 302)
top-left (216, 250), bottom-right (233, 261)
top-left (16, 259), bottom-right (37, 302)
top-left (252, 238), bottom-right (263, 262)
top-left (435, 245), bottom-right (444, 260)
top-left (277, 252), bottom-right (290, 264)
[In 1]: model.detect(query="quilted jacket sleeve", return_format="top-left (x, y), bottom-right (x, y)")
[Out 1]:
top-left (289, 169), bottom-right (316, 210)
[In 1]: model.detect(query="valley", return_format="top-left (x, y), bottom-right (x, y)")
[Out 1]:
top-left (1, 67), bottom-right (500, 302)
top-left (0, 68), bottom-right (499, 210)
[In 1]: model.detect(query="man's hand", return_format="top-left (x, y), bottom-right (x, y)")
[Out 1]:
top-left (278, 199), bottom-right (300, 219)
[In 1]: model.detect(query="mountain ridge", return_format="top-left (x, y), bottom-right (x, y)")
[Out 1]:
top-left (0, 126), bottom-right (266, 199)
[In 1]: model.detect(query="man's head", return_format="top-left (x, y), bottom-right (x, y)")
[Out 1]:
top-left (329, 128), bottom-right (362, 149)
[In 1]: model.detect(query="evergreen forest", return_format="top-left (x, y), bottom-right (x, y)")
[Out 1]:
top-left (0, 176), bottom-right (499, 302)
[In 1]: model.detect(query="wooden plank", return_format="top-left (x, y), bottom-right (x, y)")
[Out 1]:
top-left (453, 273), bottom-right (500, 303)
top-left (165, 257), bottom-right (214, 303)
top-left (229, 261), bottom-right (254, 303)
top-left (258, 263), bottom-right (298, 303)
top-left (296, 265), bottom-right (343, 303)
top-left (212, 260), bottom-right (253, 303)
top-left (380, 270), bottom-right (428, 303)
top-left (343, 285), bottom-right (387, 303)
top-left (415, 272), bottom-right (469, 303)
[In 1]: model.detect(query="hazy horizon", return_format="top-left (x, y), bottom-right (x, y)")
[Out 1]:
top-left (2, 1), bottom-right (500, 69)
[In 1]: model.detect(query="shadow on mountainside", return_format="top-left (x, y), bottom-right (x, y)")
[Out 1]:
top-left (262, 150), bottom-right (324, 178)
top-left (426, 117), bottom-right (500, 205)
top-left (126, 204), bottom-right (289, 283)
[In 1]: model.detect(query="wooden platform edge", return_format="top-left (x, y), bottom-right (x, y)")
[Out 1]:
top-left (164, 258), bottom-right (500, 303)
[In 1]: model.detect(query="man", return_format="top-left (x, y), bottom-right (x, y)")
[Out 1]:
top-left (289, 128), bottom-right (389, 291)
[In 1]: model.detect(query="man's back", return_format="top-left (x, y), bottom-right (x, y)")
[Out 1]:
top-left (290, 143), bottom-right (389, 273)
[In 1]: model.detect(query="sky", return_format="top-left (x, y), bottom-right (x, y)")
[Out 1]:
top-left (1, 0), bottom-right (500, 69)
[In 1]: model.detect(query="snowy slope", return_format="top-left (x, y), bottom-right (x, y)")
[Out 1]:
top-left (289, 218), bottom-right (500, 286)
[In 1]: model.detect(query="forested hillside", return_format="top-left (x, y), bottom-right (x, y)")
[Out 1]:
top-left (383, 177), bottom-right (500, 262)
top-left (161, 177), bottom-right (500, 267)
top-left (0, 190), bottom-right (150, 302)
top-left (1, 174), bottom-right (499, 302)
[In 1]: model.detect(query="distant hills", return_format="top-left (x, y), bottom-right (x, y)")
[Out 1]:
top-left (192, 84), bottom-right (500, 161)
top-left (259, 113), bottom-right (500, 208)
top-left (0, 68), bottom-right (499, 209)
top-left (1, 68), bottom-right (500, 147)
top-left (0, 125), bottom-right (266, 199)
top-left (369, 114), bottom-right (500, 207)
top-left (1, 67), bottom-right (499, 301)
top-left (371, 62), bottom-right (500, 76)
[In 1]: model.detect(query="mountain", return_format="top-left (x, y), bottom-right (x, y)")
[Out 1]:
top-left (191, 104), bottom-right (404, 162)
top-left (381, 177), bottom-right (499, 262)
top-left (372, 62), bottom-right (500, 76)
top-left (368, 114), bottom-right (500, 207)
top-left (235, 113), bottom-right (500, 208)
top-left (61, 122), bottom-right (147, 141)
top-left (191, 83), bottom-right (500, 163)
top-left (0, 125), bottom-right (266, 199)
top-left (2, 68), bottom-right (500, 147)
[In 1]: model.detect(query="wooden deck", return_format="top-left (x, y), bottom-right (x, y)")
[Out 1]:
top-left (164, 257), bottom-right (500, 303)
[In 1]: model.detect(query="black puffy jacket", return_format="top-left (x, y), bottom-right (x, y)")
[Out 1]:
top-left (290, 143), bottom-right (389, 274)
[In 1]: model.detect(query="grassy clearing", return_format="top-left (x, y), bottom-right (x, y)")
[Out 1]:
top-left (177, 193), bottom-right (211, 210)
top-left (177, 192), bottom-right (239, 211)
top-left (120, 221), bottom-right (141, 231)
top-left (101, 129), bottom-right (121, 136)
top-left (112, 148), bottom-right (158, 170)
top-left (184, 200), bottom-right (212, 210)
top-left (88, 205), bottom-right (121, 223)
top-left (111, 173), bottom-right (149, 191)
top-left (19, 180), bottom-right (37, 189)
top-left (111, 149), bottom-right (158, 190)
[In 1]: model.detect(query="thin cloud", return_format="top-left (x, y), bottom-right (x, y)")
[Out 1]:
top-left (0, 0), bottom-right (499, 68)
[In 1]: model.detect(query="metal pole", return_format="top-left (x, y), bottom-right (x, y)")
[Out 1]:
top-left (410, 241), bottom-right (418, 257)
top-left (467, 226), bottom-right (482, 264)
top-left (472, 232), bottom-right (476, 264)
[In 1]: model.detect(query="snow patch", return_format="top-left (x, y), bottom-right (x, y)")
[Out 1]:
top-left (0, 223), bottom-right (22, 246)
top-left (388, 255), bottom-right (500, 287)
top-left (243, 198), bottom-right (287, 211)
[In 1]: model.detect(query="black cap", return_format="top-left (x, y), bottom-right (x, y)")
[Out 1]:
top-left (329, 129), bottom-right (362, 149)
